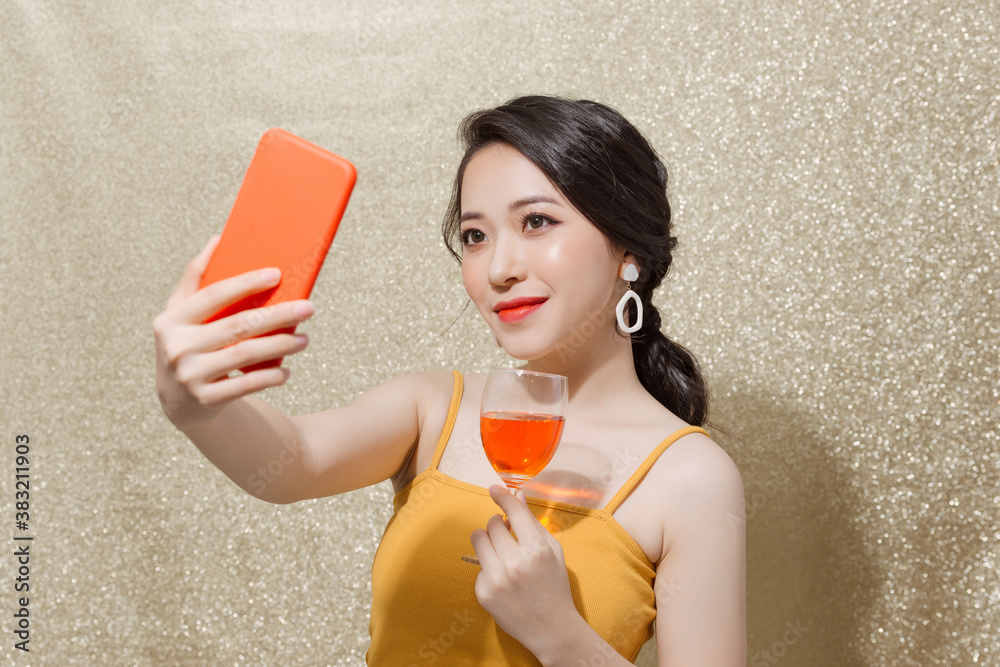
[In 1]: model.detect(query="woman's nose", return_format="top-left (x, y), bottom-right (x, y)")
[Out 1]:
top-left (488, 235), bottom-right (526, 286)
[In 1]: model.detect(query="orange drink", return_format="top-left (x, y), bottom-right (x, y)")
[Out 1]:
top-left (481, 411), bottom-right (566, 489)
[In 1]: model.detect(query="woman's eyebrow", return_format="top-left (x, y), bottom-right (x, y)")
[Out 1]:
top-left (460, 195), bottom-right (560, 223)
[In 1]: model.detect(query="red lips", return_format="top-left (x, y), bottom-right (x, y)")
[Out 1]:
top-left (494, 296), bottom-right (548, 311)
top-left (494, 297), bottom-right (548, 324)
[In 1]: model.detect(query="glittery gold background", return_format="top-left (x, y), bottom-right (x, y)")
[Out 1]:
top-left (1, 1), bottom-right (997, 664)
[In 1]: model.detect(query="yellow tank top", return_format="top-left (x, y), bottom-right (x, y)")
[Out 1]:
top-left (367, 371), bottom-right (708, 665)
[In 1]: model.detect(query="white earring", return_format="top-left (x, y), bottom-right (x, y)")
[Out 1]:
top-left (616, 264), bottom-right (642, 334)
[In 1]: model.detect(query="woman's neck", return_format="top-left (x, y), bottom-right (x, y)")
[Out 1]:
top-left (520, 331), bottom-right (646, 413)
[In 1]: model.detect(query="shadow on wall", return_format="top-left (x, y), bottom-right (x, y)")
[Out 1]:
top-left (635, 389), bottom-right (879, 667)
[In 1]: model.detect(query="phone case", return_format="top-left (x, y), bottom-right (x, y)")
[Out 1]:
top-left (198, 128), bottom-right (356, 373)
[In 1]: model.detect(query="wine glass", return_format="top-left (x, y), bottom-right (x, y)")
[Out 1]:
top-left (461, 366), bottom-right (568, 565)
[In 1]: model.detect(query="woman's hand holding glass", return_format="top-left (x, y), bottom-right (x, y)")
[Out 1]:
top-left (469, 484), bottom-right (580, 658)
top-left (464, 367), bottom-right (576, 659)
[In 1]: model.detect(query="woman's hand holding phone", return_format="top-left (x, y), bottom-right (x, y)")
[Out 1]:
top-left (153, 234), bottom-right (315, 430)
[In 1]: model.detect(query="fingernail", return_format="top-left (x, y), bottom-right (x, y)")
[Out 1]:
top-left (294, 302), bottom-right (314, 317)
top-left (260, 268), bottom-right (281, 283)
top-left (294, 333), bottom-right (309, 345)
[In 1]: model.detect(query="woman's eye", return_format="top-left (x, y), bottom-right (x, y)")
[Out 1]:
top-left (525, 214), bottom-right (550, 230)
top-left (461, 228), bottom-right (486, 245)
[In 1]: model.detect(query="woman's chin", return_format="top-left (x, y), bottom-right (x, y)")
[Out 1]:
top-left (497, 341), bottom-right (565, 364)
top-left (495, 342), bottom-right (537, 361)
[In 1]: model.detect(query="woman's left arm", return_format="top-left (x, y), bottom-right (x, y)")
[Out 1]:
top-left (652, 442), bottom-right (747, 665)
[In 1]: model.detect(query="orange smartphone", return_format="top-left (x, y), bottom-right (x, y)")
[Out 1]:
top-left (198, 128), bottom-right (356, 373)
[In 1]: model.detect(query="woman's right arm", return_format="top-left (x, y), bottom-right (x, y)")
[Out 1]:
top-left (153, 235), bottom-right (427, 505)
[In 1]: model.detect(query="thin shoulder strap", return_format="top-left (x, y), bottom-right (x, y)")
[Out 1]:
top-left (603, 425), bottom-right (710, 514)
top-left (429, 370), bottom-right (464, 470)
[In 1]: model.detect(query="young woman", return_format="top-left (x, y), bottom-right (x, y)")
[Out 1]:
top-left (153, 95), bottom-right (746, 665)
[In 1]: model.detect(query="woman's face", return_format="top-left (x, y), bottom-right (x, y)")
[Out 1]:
top-left (459, 142), bottom-right (629, 362)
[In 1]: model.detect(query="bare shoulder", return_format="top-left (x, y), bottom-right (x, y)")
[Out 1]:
top-left (344, 369), bottom-right (452, 420)
top-left (662, 430), bottom-right (742, 485)
top-left (657, 430), bottom-right (745, 554)
top-left (415, 369), bottom-right (460, 414)
top-left (369, 368), bottom-right (454, 403)
top-left (388, 368), bottom-right (455, 390)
